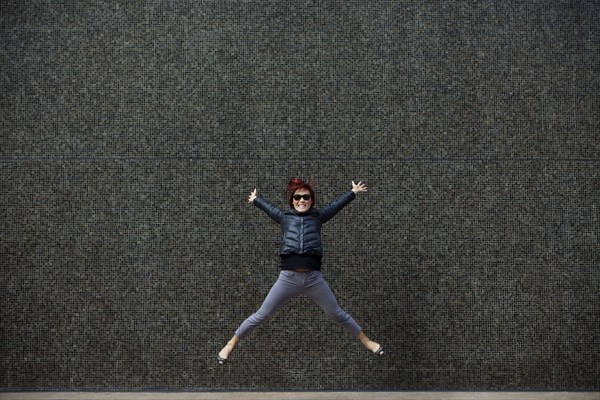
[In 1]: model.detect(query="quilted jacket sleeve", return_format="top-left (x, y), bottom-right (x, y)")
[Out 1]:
top-left (319, 191), bottom-right (356, 223)
top-left (253, 196), bottom-right (284, 224)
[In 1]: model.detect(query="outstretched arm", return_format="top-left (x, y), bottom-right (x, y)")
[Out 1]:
top-left (248, 188), bottom-right (283, 223)
top-left (320, 180), bottom-right (367, 223)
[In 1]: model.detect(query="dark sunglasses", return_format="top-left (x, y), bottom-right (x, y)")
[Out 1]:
top-left (293, 194), bottom-right (312, 201)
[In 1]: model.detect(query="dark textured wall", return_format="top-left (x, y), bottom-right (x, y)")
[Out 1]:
top-left (1, 0), bottom-right (599, 391)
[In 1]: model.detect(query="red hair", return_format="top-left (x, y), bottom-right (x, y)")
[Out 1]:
top-left (286, 178), bottom-right (316, 209)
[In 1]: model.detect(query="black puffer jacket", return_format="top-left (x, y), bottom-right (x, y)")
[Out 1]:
top-left (253, 191), bottom-right (356, 256)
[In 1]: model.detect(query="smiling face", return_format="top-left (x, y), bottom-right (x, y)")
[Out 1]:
top-left (292, 188), bottom-right (313, 213)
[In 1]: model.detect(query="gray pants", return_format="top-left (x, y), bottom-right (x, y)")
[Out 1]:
top-left (235, 270), bottom-right (362, 339)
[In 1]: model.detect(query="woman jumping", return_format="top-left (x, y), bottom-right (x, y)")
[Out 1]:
top-left (217, 178), bottom-right (383, 364)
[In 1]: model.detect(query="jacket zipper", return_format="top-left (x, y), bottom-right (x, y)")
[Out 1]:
top-left (299, 217), bottom-right (304, 252)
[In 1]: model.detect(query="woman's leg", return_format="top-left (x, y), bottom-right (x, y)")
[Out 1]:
top-left (304, 271), bottom-right (382, 354)
top-left (218, 334), bottom-right (240, 362)
top-left (218, 271), bottom-right (300, 361)
top-left (358, 331), bottom-right (383, 354)
top-left (303, 271), bottom-right (362, 336)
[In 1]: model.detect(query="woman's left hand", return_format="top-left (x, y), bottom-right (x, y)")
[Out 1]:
top-left (248, 188), bottom-right (258, 203)
top-left (351, 181), bottom-right (367, 194)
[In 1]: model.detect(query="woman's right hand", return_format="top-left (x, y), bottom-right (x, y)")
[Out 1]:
top-left (248, 188), bottom-right (257, 203)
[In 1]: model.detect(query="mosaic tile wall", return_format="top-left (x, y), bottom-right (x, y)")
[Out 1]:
top-left (1, 0), bottom-right (598, 391)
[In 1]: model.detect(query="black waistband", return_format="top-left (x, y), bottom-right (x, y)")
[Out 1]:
top-left (280, 254), bottom-right (322, 271)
